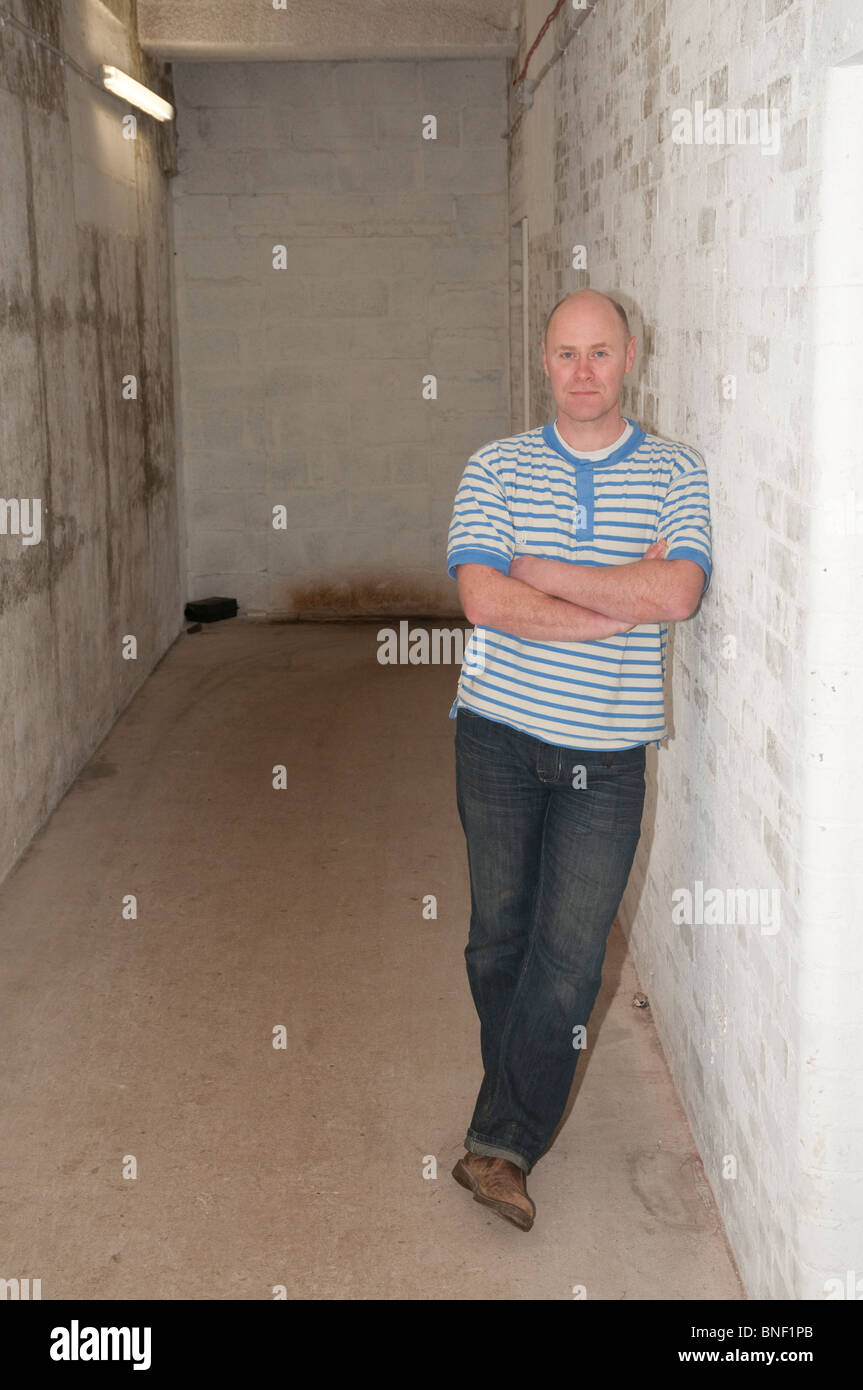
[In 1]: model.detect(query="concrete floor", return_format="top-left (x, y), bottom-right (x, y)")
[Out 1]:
top-left (0, 621), bottom-right (744, 1300)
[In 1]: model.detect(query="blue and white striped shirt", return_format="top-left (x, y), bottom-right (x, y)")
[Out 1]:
top-left (446, 418), bottom-right (712, 750)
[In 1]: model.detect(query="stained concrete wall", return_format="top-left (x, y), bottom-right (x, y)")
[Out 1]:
top-left (171, 58), bottom-right (510, 618)
top-left (138, 0), bottom-right (520, 61)
top-left (0, 0), bottom-right (180, 886)
top-left (509, 0), bottom-right (863, 1298)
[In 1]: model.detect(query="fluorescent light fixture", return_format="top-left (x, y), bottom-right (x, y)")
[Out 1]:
top-left (100, 65), bottom-right (174, 122)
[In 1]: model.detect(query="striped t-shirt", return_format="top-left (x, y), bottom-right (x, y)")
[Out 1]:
top-left (446, 418), bottom-right (712, 750)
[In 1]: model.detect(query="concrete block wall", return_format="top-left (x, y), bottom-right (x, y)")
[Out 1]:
top-left (0, 0), bottom-right (180, 887)
top-left (171, 58), bottom-right (511, 618)
top-left (509, 0), bottom-right (863, 1298)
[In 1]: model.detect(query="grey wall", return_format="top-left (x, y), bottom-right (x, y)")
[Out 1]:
top-left (171, 58), bottom-right (511, 619)
top-left (0, 0), bottom-right (181, 887)
top-left (509, 0), bottom-right (863, 1299)
top-left (137, 0), bottom-right (520, 61)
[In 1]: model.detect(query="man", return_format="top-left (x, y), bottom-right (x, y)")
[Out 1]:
top-left (446, 288), bottom-right (712, 1231)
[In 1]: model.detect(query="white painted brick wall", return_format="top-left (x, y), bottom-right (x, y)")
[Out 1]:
top-left (171, 59), bottom-right (510, 617)
top-left (510, 0), bottom-right (863, 1299)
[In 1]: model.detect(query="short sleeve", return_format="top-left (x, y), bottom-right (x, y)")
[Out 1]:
top-left (658, 447), bottom-right (713, 594)
top-left (446, 453), bottom-right (516, 581)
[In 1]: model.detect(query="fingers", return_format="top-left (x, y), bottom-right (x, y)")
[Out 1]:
top-left (644, 537), bottom-right (668, 559)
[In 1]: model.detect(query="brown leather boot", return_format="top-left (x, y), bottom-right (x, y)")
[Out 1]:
top-left (452, 1152), bottom-right (536, 1231)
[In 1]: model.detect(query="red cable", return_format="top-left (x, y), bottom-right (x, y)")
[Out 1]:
top-left (512, 0), bottom-right (567, 86)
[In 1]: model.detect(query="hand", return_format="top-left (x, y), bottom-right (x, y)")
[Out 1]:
top-left (643, 537), bottom-right (668, 560)
top-left (508, 554), bottom-right (543, 584)
top-left (620, 540), bottom-right (666, 631)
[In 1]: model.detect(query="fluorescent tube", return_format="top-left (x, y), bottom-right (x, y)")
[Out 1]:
top-left (100, 65), bottom-right (174, 122)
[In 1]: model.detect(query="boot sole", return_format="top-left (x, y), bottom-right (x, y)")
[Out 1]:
top-left (452, 1158), bottom-right (535, 1231)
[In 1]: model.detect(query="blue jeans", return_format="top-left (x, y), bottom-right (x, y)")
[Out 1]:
top-left (455, 708), bottom-right (647, 1174)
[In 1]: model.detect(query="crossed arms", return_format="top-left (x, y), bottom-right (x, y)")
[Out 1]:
top-left (456, 539), bottom-right (706, 642)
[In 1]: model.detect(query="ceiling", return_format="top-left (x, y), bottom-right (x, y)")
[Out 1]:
top-left (136, 0), bottom-right (521, 61)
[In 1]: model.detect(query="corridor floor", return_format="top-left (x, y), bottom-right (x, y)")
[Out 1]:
top-left (0, 620), bottom-right (744, 1300)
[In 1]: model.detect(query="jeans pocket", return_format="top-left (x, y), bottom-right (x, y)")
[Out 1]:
top-left (455, 707), bottom-right (507, 762)
top-left (572, 760), bottom-right (646, 838)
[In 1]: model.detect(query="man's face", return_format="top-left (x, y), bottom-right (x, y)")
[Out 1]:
top-left (542, 298), bottom-right (636, 426)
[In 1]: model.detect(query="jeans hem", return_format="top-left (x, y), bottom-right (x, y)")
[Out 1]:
top-left (465, 1131), bottom-right (532, 1175)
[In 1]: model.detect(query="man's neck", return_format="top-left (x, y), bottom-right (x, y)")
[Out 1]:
top-left (554, 409), bottom-right (627, 453)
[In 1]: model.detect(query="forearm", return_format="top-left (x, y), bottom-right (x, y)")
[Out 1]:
top-left (517, 557), bottom-right (681, 624)
top-left (456, 565), bottom-right (634, 642)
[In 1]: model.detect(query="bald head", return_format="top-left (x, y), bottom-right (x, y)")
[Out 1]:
top-left (541, 288), bottom-right (637, 439)
top-left (543, 289), bottom-right (631, 348)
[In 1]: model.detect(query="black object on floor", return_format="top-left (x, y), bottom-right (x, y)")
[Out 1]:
top-left (183, 596), bottom-right (238, 623)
